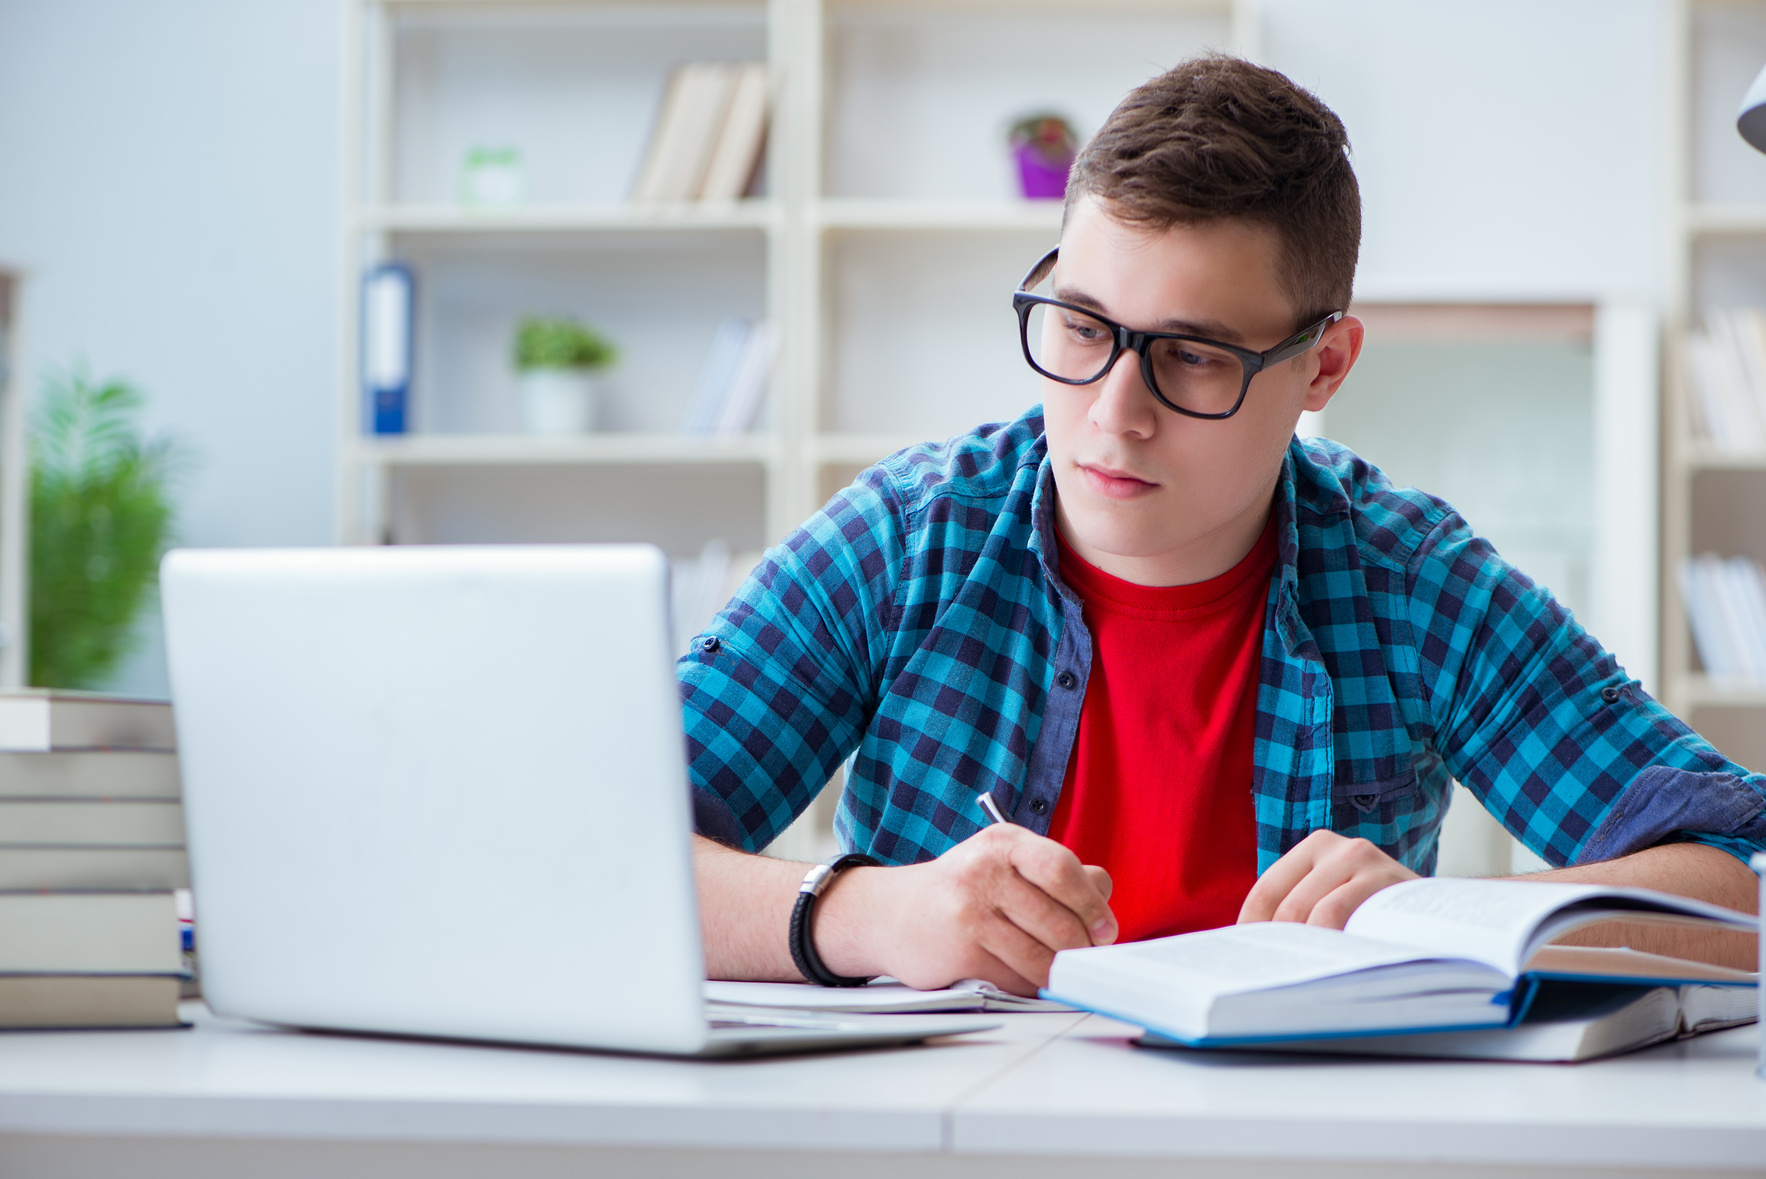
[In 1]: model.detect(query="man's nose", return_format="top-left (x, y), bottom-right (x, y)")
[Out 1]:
top-left (1089, 348), bottom-right (1158, 436)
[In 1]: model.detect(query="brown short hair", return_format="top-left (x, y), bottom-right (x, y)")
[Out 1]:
top-left (1066, 54), bottom-right (1360, 327)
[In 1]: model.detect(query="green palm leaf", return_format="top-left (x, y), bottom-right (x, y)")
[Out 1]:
top-left (29, 365), bottom-right (191, 689)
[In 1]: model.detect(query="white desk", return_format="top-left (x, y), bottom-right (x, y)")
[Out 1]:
top-left (0, 1002), bottom-right (1762, 1179)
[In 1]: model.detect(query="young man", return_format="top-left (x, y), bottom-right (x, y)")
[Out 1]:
top-left (681, 56), bottom-right (1765, 994)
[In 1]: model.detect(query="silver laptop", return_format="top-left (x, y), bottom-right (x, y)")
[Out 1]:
top-left (160, 544), bottom-right (996, 1056)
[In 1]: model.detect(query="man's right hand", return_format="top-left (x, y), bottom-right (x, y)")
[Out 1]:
top-left (808, 824), bottom-right (1117, 995)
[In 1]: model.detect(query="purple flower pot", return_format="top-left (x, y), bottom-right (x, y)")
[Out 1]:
top-left (1013, 144), bottom-right (1072, 200)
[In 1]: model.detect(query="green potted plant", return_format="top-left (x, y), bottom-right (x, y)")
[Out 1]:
top-left (29, 366), bottom-right (189, 689)
top-left (513, 316), bottom-right (618, 434)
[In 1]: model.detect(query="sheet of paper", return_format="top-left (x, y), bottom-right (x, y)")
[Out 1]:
top-left (703, 978), bottom-right (1076, 1013)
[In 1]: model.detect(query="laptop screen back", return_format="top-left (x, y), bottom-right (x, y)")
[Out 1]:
top-left (161, 544), bottom-right (709, 1053)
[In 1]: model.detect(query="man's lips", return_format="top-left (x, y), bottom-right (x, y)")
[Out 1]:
top-left (1077, 462), bottom-right (1158, 499)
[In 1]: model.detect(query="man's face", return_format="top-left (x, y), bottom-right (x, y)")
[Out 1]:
top-left (1040, 196), bottom-right (1361, 586)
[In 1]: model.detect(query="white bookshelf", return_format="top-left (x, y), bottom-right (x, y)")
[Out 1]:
top-left (338, 0), bottom-right (1247, 552)
top-left (1662, 0), bottom-right (1766, 770)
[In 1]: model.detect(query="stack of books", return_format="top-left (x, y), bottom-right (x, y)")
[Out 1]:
top-left (1679, 553), bottom-right (1766, 683)
top-left (680, 318), bottom-right (775, 436)
top-left (630, 62), bottom-right (769, 204)
top-left (0, 690), bottom-right (190, 1028)
top-left (1686, 308), bottom-right (1766, 450)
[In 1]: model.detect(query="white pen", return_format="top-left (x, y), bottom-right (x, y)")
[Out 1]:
top-left (977, 793), bottom-right (1010, 826)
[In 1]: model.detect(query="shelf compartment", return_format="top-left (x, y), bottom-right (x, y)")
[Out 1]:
top-left (822, 3), bottom-right (1228, 203)
top-left (822, 231), bottom-right (1046, 438)
top-left (355, 432), bottom-right (775, 467)
top-left (392, 232), bottom-right (766, 435)
top-left (387, 7), bottom-right (769, 208)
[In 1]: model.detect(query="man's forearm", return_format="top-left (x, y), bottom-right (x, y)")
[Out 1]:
top-left (693, 834), bottom-right (813, 981)
top-left (692, 828), bottom-right (1118, 992)
top-left (1511, 841), bottom-right (1759, 970)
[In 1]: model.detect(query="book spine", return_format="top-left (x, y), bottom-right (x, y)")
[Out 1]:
top-left (681, 318), bottom-right (750, 434)
top-left (630, 65), bottom-right (694, 203)
top-left (1680, 556), bottom-right (1737, 678)
top-left (1686, 332), bottom-right (1729, 444)
top-left (362, 263), bottom-right (414, 436)
top-left (0, 848), bottom-right (190, 890)
top-left (1726, 557), bottom-right (1766, 680)
top-left (1709, 311), bottom-right (1763, 448)
top-left (0, 800), bottom-right (186, 847)
top-left (0, 892), bottom-right (182, 974)
top-left (697, 63), bottom-right (769, 202)
top-left (714, 321), bottom-right (776, 436)
top-left (674, 63), bottom-right (740, 201)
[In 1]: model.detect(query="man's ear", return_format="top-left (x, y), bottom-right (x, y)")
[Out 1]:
top-left (1302, 315), bottom-right (1364, 413)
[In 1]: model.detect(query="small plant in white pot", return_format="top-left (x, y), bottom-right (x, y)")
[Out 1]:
top-left (513, 316), bottom-right (617, 434)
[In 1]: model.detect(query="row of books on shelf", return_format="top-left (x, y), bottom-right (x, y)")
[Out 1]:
top-left (1680, 553), bottom-right (1766, 683)
top-left (0, 691), bottom-right (192, 1030)
top-left (1685, 307), bottom-right (1766, 450)
top-left (681, 318), bottom-right (774, 436)
top-left (631, 61), bottom-right (769, 205)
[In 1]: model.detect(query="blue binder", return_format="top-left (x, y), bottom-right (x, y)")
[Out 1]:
top-left (361, 263), bottom-right (414, 435)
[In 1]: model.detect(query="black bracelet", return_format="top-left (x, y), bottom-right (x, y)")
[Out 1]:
top-left (788, 853), bottom-right (880, 987)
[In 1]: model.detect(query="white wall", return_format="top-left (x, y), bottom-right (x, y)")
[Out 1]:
top-left (0, 0), bottom-right (341, 695)
top-left (1260, 0), bottom-right (1667, 304)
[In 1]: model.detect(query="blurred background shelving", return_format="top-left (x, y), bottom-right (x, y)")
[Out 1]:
top-left (338, 0), bottom-right (1249, 552)
top-left (1661, 0), bottom-right (1766, 771)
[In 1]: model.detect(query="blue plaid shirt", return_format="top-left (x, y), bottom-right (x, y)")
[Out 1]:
top-left (680, 408), bottom-right (1766, 875)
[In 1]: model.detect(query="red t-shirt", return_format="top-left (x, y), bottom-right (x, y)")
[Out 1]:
top-left (1049, 517), bottom-right (1274, 943)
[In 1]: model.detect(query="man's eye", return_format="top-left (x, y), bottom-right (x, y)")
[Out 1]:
top-left (1161, 343), bottom-right (1221, 368)
top-left (1061, 315), bottom-right (1109, 344)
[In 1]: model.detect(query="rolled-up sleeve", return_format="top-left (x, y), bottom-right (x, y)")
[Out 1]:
top-left (676, 473), bottom-right (905, 853)
top-left (1408, 513), bottom-right (1766, 867)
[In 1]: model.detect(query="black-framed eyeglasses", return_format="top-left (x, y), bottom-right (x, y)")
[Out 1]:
top-left (1012, 247), bottom-right (1344, 420)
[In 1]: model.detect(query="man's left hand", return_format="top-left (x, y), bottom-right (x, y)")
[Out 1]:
top-left (1237, 829), bottom-right (1418, 927)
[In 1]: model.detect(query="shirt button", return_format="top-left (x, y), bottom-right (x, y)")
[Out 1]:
top-left (1600, 685), bottom-right (1621, 703)
top-left (1029, 798), bottom-right (1050, 815)
top-left (699, 636), bottom-right (721, 654)
top-left (1055, 670), bottom-right (1078, 690)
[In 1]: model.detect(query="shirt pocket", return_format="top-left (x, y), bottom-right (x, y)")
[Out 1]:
top-left (1333, 770), bottom-right (1417, 817)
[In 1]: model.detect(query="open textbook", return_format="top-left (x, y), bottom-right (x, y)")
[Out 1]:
top-left (706, 977), bottom-right (1077, 1014)
top-left (1044, 878), bottom-right (1758, 1048)
top-left (1140, 980), bottom-right (1756, 1062)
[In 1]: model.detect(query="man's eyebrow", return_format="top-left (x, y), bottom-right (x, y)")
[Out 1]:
top-left (1050, 284), bottom-right (1249, 345)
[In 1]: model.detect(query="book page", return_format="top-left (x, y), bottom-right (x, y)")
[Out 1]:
top-left (1345, 878), bottom-right (1617, 976)
top-left (1347, 878), bottom-right (1760, 979)
top-left (1062, 922), bottom-right (1447, 996)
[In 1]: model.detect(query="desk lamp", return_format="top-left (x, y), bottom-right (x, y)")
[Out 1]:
top-left (1740, 64), bottom-right (1766, 152)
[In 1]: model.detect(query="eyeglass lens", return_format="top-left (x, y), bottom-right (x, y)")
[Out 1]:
top-left (1021, 301), bottom-right (1246, 417)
